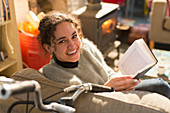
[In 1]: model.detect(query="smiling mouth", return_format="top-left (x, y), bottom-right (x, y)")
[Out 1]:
top-left (66, 50), bottom-right (77, 55)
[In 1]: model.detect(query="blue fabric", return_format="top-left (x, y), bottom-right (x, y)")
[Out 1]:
top-left (135, 78), bottom-right (170, 99)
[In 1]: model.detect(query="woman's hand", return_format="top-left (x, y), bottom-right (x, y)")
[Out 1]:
top-left (104, 75), bottom-right (140, 91)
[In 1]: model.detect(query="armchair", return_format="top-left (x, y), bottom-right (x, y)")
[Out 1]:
top-left (149, 0), bottom-right (170, 49)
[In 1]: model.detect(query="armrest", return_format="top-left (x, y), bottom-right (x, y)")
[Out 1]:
top-left (164, 16), bottom-right (170, 30)
top-left (74, 91), bottom-right (170, 113)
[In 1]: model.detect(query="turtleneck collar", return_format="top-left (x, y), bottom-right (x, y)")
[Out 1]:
top-left (53, 55), bottom-right (78, 68)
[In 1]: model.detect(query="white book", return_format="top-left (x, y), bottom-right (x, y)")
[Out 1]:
top-left (118, 38), bottom-right (158, 79)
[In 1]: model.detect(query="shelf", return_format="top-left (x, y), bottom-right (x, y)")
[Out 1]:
top-left (0, 20), bottom-right (12, 26)
top-left (0, 58), bottom-right (17, 72)
top-left (0, 0), bottom-right (22, 77)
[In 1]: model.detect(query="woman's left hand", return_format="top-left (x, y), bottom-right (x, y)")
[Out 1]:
top-left (104, 75), bottom-right (141, 91)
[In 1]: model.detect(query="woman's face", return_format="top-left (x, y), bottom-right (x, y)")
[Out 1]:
top-left (50, 22), bottom-right (82, 62)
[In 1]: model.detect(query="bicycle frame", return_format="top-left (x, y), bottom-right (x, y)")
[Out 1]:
top-left (0, 77), bottom-right (114, 113)
top-left (0, 77), bottom-right (75, 113)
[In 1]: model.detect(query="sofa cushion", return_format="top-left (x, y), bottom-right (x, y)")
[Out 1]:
top-left (0, 68), bottom-right (169, 113)
top-left (74, 91), bottom-right (170, 113)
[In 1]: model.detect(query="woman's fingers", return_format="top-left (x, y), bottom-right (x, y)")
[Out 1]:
top-left (115, 79), bottom-right (139, 87)
top-left (114, 81), bottom-right (137, 91)
top-left (104, 75), bottom-right (140, 91)
top-left (116, 79), bottom-right (140, 91)
top-left (111, 75), bottom-right (133, 81)
top-left (105, 75), bottom-right (133, 87)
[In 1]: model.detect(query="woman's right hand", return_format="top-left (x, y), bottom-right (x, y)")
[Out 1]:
top-left (104, 75), bottom-right (140, 91)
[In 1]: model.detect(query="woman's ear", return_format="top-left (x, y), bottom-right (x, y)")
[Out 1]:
top-left (43, 44), bottom-right (53, 54)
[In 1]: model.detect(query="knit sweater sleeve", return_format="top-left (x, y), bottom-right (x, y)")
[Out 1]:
top-left (83, 38), bottom-right (117, 78)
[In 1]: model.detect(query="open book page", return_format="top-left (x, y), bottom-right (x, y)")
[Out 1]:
top-left (118, 38), bottom-right (157, 77)
top-left (137, 39), bottom-right (157, 64)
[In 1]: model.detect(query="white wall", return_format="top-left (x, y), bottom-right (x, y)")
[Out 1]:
top-left (13, 0), bottom-right (29, 25)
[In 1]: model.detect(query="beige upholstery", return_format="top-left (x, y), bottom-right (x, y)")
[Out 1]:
top-left (149, 0), bottom-right (170, 49)
top-left (0, 68), bottom-right (170, 113)
top-left (164, 16), bottom-right (170, 30)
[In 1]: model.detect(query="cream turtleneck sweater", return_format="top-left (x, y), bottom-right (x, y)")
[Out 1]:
top-left (40, 38), bottom-right (117, 85)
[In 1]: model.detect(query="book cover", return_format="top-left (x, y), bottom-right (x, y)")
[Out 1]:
top-left (0, 0), bottom-right (4, 23)
top-left (5, 0), bottom-right (10, 20)
top-left (2, 0), bottom-right (10, 21)
top-left (118, 38), bottom-right (158, 79)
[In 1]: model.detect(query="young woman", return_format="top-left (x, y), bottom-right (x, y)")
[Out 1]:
top-left (38, 11), bottom-right (170, 98)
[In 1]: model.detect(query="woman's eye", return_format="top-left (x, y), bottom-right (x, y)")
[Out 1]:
top-left (72, 34), bottom-right (77, 39)
top-left (59, 40), bottom-right (65, 44)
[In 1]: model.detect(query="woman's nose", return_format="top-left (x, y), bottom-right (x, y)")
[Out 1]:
top-left (68, 40), bottom-right (76, 49)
